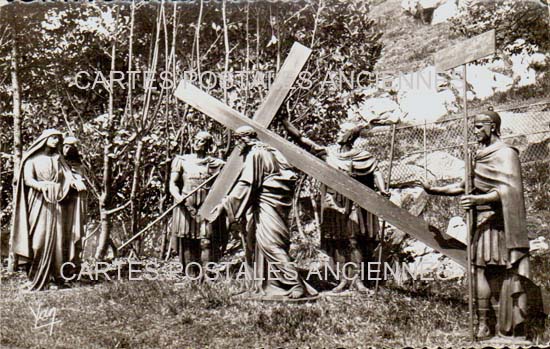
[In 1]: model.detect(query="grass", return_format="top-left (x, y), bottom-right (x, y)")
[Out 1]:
top-left (0, 271), bottom-right (471, 349)
top-left (2, 264), bottom-right (549, 348)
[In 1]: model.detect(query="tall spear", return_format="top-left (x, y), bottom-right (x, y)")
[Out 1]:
top-left (434, 29), bottom-right (495, 342)
top-left (118, 173), bottom-right (219, 252)
top-left (463, 65), bottom-right (475, 342)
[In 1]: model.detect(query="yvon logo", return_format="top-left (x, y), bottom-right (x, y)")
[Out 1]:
top-left (29, 305), bottom-right (62, 336)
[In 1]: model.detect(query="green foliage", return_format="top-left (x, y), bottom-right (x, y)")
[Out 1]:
top-left (523, 160), bottom-right (550, 212)
top-left (0, 0), bottom-right (384, 251)
top-left (448, 0), bottom-right (549, 57)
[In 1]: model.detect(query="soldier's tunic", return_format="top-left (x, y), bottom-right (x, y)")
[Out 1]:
top-left (170, 154), bottom-right (225, 250)
top-left (472, 140), bottom-right (530, 335)
top-left (320, 145), bottom-right (380, 256)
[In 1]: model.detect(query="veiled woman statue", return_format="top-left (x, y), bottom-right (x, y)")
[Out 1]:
top-left (11, 129), bottom-right (86, 291)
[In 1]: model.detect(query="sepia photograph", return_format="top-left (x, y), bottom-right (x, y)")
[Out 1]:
top-left (0, 0), bottom-right (548, 347)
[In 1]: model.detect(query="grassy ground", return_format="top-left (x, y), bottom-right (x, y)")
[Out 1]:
top-left (0, 271), bottom-right (468, 348)
top-left (1, 264), bottom-right (549, 349)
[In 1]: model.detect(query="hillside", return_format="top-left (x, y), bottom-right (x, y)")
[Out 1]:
top-left (370, 0), bottom-right (463, 74)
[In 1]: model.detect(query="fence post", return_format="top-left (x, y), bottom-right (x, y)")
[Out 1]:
top-left (423, 120), bottom-right (428, 179)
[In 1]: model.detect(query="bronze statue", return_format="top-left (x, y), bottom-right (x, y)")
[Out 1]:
top-left (61, 136), bottom-right (87, 271)
top-left (282, 119), bottom-right (390, 293)
top-left (11, 129), bottom-right (86, 291)
top-left (169, 131), bottom-right (226, 270)
top-left (209, 126), bottom-right (318, 300)
top-left (419, 109), bottom-right (531, 341)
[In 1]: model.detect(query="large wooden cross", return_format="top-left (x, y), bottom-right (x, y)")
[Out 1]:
top-left (198, 42), bottom-right (313, 221)
top-left (174, 42), bottom-right (467, 267)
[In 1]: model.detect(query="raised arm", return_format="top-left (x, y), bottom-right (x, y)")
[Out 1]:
top-left (281, 118), bottom-right (325, 155)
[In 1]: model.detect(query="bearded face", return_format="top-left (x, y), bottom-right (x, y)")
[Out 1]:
top-left (336, 123), bottom-right (357, 145)
top-left (193, 135), bottom-right (209, 152)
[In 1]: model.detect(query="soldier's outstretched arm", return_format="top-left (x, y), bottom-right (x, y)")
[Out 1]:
top-left (419, 179), bottom-right (465, 196)
top-left (460, 191), bottom-right (499, 209)
top-left (281, 118), bottom-right (325, 154)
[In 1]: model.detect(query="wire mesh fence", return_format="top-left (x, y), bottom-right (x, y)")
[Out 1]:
top-left (359, 99), bottom-right (550, 186)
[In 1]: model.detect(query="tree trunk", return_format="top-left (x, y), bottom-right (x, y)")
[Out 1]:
top-left (195, 0), bottom-right (203, 75)
top-left (123, 0), bottom-right (135, 127)
top-left (95, 41), bottom-right (117, 260)
top-left (222, 0), bottom-right (232, 156)
top-left (160, 3), bottom-right (178, 259)
top-left (8, 34), bottom-right (22, 272)
top-left (129, 140), bottom-right (143, 253)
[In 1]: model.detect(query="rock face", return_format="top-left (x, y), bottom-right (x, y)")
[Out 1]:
top-left (431, 0), bottom-right (459, 25)
top-left (511, 50), bottom-right (546, 87)
top-left (397, 241), bottom-right (464, 282)
top-left (390, 187), bottom-right (429, 216)
top-left (356, 59), bottom-right (547, 126)
top-left (356, 95), bottom-right (405, 124)
top-left (530, 237), bottom-right (549, 253)
top-left (401, 0), bottom-right (458, 24)
top-left (401, 0), bottom-right (447, 23)
top-left (445, 216), bottom-right (466, 244)
top-left (403, 151), bottom-right (465, 181)
top-left (384, 185), bottom-right (465, 283)
top-left (461, 64), bottom-right (514, 100)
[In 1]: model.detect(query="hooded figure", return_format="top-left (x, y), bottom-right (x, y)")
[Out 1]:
top-left (11, 129), bottom-right (84, 290)
top-left (61, 136), bottom-right (87, 268)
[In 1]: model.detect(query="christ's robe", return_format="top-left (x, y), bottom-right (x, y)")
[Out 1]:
top-left (222, 143), bottom-right (318, 299)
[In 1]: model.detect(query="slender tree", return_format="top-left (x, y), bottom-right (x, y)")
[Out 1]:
top-left (7, 7), bottom-right (22, 272)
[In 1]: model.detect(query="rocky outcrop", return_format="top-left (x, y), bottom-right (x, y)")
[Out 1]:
top-left (402, 0), bottom-right (444, 24)
top-left (355, 94), bottom-right (405, 125)
top-left (401, 0), bottom-right (459, 25)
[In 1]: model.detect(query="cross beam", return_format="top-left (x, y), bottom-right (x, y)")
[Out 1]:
top-left (174, 83), bottom-right (467, 267)
top-left (199, 42), bottom-right (312, 220)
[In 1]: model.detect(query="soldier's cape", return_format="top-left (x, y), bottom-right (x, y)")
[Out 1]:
top-left (475, 140), bottom-right (550, 317)
top-left (473, 140), bottom-right (529, 249)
